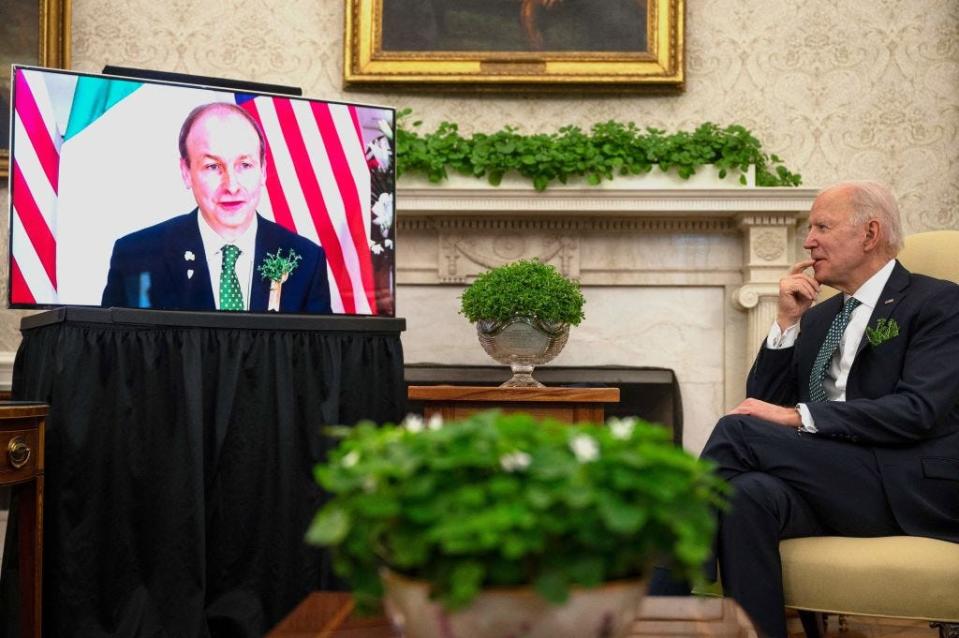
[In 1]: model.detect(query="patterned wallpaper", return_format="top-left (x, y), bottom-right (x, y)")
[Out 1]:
top-left (0, 0), bottom-right (957, 351)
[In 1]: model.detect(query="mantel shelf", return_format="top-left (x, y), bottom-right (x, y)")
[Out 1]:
top-left (397, 183), bottom-right (819, 216)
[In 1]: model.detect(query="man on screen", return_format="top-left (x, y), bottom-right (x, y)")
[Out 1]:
top-left (101, 102), bottom-right (332, 313)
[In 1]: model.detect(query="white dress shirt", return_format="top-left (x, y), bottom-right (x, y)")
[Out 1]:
top-left (197, 213), bottom-right (258, 311)
top-left (766, 259), bottom-right (897, 431)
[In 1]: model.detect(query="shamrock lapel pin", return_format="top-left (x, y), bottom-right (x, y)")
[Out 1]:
top-left (184, 250), bottom-right (196, 262)
top-left (865, 317), bottom-right (899, 347)
top-left (257, 248), bottom-right (302, 312)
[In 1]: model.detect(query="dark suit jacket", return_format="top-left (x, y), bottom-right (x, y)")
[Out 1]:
top-left (746, 261), bottom-right (959, 542)
top-left (101, 210), bottom-right (332, 314)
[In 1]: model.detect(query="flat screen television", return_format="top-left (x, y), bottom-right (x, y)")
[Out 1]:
top-left (7, 65), bottom-right (396, 316)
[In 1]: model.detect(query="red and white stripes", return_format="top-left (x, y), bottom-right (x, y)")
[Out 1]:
top-left (10, 68), bottom-right (61, 304)
top-left (239, 96), bottom-right (376, 315)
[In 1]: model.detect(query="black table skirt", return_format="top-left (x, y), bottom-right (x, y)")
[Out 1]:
top-left (1, 308), bottom-right (406, 638)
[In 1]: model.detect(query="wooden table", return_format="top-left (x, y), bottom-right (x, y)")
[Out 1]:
top-left (407, 385), bottom-right (620, 424)
top-left (267, 592), bottom-right (758, 637)
top-left (0, 403), bottom-right (47, 638)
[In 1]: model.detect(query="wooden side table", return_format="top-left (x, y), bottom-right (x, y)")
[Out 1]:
top-left (407, 385), bottom-right (620, 424)
top-left (0, 403), bottom-right (47, 638)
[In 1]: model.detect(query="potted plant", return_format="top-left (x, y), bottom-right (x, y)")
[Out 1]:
top-left (395, 111), bottom-right (803, 191)
top-left (307, 410), bottom-right (726, 638)
top-left (459, 259), bottom-right (586, 387)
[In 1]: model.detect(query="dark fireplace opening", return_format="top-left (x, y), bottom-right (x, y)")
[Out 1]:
top-left (404, 364), bottom-right (682, 445)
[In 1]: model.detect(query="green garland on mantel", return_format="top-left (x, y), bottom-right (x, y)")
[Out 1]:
top-left (395, 108), bottom-right (802, 191)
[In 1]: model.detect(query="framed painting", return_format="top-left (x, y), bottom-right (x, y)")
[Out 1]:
top-left (344, 0), bottom-right (684, 91)
top-left (1, 0), bottom-right (71, 178)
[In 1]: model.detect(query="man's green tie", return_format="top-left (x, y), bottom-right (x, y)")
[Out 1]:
top-left (219, 244), bottom-right (244, 311)
top-left (808, 296), bottom-right (861, 402)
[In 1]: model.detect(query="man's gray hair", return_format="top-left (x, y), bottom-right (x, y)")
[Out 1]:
top-left (827, 180), bottom-right (905, 255)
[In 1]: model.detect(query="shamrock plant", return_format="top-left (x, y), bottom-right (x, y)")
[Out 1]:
top-left (866, 317), bottom-right (900, 347)
top-left (257, 248), bottom-right (301, 283)
top-left (307, 410), bottom-right (727, 611)
top-left (459, 259), bottom-right (586, 325)
top-left (396, 109), bottom-right (802, 191)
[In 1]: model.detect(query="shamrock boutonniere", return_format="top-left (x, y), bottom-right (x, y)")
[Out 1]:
top-left (257, 249), bottom-right (302, 312)
top-left (865, 317), bottom-right (899, 347)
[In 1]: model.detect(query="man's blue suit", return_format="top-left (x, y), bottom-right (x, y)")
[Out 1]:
top-left (101, 209), bottom-right (332, 313)
top-left (701, 261), bottom-right (959, 637)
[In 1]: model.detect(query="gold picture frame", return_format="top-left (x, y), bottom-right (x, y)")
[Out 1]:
top-left (1, 0), bottom-right (72, 178)
top-left (344, 0), bottom-right (684, 91)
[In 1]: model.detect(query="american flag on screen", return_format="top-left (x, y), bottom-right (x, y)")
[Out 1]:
top-left (9, 68), bottom-right (60, 305)
top-left (9, 68), bottom-right (380, 315)
top-left (235, 94), bottom-right (376, 315)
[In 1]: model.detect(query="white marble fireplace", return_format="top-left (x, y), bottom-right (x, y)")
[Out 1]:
top-left (395, 175), bottom-right (818, 454)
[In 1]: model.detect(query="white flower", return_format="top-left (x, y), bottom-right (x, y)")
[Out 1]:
top-left (403, 414), bottom-right (424, 433)
top-left (367, 136), bottom-right (392, 171)
top-left (184, 250), bottom-right (195, 261)
top-left (372, 192), bottom-right (394, 233)
top-left (499, 451), bottom-right (532, 472)
top-left (377, 119), bottom-right (393, 140)
top-left (341, 450), bottom-right (360, 468)
top-left (427, 414), bottom-right (443, 431)
top-left (608, 417), bottom-right (637, 440)
top-left (569, 434), bottom-right (599, 463)
top-left (369, 242), bottom-right (384, 255)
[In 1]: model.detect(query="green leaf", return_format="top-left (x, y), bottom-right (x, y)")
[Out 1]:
top-left (501, 532), bottom-right (532, 559)
top-left (526, 485), bottom-right (554, 509)
top-left (304, 505), bottom-right (350, 546)
top-left (598, 496), bottom-right (648, 533)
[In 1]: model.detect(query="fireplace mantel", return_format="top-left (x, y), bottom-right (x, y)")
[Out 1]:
top-left (395, 180), bottom-right (818, 453)
top-left (399, 184), bottom-right (815, 216)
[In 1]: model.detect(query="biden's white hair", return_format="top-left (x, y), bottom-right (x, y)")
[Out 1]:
top-left (822, 180), bottom-right (904, 255)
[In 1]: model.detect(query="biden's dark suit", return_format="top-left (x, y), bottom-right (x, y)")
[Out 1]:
top-left (702, 261), bottom-right (959, 637)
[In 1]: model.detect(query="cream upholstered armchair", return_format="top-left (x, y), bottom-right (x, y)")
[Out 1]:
top-left (779, 230), bottom-right (959, 638)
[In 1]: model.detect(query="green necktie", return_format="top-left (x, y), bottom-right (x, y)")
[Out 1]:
top-left (808, 296), bottom-right (861, 402)
top-left (219, 244), bottom-right (244, 311)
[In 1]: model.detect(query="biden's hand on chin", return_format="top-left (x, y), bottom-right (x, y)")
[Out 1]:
top-left (776, 258), bottom-right (820, 330)
top-left (728, 399), bottom-right (802, 428)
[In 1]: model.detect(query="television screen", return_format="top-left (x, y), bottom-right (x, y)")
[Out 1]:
top-left (7, 66), bottom-right (396, 316)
